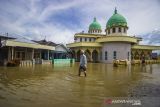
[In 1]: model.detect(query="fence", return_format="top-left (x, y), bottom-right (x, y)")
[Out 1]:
top-left (52, 59), bottom-right (75, 64)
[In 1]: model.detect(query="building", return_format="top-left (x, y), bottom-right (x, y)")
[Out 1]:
top-left (0, 35), bottom-right (55, 66)
top-left (54, 44), bottom-right (71, 59)
top-left (34, 39), bottom-right (71, 59)
top-left (66, 8), bottom-right (160, 63)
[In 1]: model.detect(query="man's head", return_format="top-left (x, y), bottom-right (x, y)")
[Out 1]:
top-left (80, 50), bottom-right (84, 55)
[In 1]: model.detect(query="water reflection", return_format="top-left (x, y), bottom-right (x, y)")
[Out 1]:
top-left (0, 63), bottom-right (160, 107)
top-left (131, 64), bottom-right (153, 74)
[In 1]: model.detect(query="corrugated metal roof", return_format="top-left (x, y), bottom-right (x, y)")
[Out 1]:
top-left (13, 38), bottom-right (38, 44)
top-left (0, 35), bottom-right (15, 39)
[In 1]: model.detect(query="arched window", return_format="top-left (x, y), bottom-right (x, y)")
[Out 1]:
top-left (118, 27), bottom-right (121, 33)
top-left (113, 28), bottom-right (116, 33)
top-left (80, 38), bottom-right (82, 42)
top-left (85, 38), bottom-right (87, 42)
top-left (108, 29), bottom-right (110, 34)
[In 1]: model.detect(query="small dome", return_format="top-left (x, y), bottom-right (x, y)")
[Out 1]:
top-left (106, 8), bottom-right (127, 28)
top-left (89, 17), bottom-right (101, 30)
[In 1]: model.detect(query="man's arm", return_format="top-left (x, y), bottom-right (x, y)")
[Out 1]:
top-left (84, 55), bottom-right (87, 66)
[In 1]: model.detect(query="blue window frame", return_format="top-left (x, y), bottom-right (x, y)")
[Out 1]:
top-left (80, 38), bottom-right (82, 42)
top-left (113, 51), bottom-right (116, 59)
top-left (105, 51), bottom-right (108, 60)
top-left (128, 52), bottom-right (130, 60)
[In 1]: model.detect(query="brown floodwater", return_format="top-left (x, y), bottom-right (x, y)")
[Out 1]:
top-left (0, 63), bottom-right (160, 107)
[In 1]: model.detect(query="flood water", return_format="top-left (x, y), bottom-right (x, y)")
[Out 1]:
top-left (0, 63), bottom-right (160, 107)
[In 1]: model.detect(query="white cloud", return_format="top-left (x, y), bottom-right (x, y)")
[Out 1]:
top-left (38, 1), bottom-right (80, 21)
top-left (0, 0), bottom-right (160, 44)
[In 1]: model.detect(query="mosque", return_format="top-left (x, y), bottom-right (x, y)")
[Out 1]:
top-left (66, 8), bottom-right (160, 63)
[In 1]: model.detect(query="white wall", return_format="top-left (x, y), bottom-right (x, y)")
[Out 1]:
top-left (101, 42), bottom-right (131, 63)
top-left (75, 37), bottom-right (95, 42)
top-left (107, 27), bottom-right (127, 36)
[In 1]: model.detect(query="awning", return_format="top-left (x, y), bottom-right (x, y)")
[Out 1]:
top-left (2, 40), bottom-right (55, 50)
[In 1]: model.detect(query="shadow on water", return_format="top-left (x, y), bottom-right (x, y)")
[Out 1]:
top-left (0, 63), bottom-right (160, 107)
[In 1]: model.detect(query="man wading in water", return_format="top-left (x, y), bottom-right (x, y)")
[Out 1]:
top-left (79, 50), bottom-right (87, 77)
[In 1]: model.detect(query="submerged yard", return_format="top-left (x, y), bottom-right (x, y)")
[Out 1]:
top-left (0, 63), bottom-right (160, 107)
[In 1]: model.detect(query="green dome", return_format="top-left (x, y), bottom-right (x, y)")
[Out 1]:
top-left (106, 8), bottom-right (127, 28)
top-left (89, 18), bottom-right (101, 30)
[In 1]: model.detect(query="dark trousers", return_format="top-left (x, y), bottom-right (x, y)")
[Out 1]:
top-left (79, 66), bottom-right (87, 77)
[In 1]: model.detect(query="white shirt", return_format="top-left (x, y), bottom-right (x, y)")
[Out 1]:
top-left (80, 54), bottom-right (87, 67)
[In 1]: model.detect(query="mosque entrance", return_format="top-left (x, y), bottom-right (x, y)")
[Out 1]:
top-left (85, 49), bottom-right (91, 62)
top-left (76, 50), bottom-right (81, 62)
top-left (92, 50), bottom-right (98, 63)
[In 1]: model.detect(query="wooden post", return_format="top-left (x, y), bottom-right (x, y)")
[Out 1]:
top-left (48, 50), bottom-right (49, 60)
top-left (32, 49), bottom-right (34, 59)
top-left (25, 48), bottom-right (27, 60)
top-left (90, 52), bottom-right (93, 62)
top-left (40, 50), bottom-right (42, 59)
top-left (8, 47), bottom-right (11, 61)
top-left (11, 47), bottom-right (14, 60)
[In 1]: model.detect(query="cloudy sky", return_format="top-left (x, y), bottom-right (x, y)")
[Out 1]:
top-left (0, 0), bottom-right (160, 44)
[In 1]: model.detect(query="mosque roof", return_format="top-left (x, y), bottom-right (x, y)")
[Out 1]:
top-left (106, 8), bottom-right (127, 28)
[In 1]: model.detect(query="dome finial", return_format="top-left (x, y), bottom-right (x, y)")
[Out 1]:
top-left (93, 17), bottom-right (96, 22)
top-left (114, 7), bottom-right (117, 14)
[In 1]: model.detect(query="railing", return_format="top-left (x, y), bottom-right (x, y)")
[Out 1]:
top-left (20, 59), bottom-right (52, 66)
top-left (20, 60), bottom-right (34, 66)
top-left (131, 60), bottom-right (160, 65)
top-left (42, 60), bottom-right (52, 64)
top-left (52, 59), bottom-right (75, 64)
top-left (113, 59), bottom-right (160, 67)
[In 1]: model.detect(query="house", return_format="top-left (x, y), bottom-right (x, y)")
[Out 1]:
top-left (0, 35), bottom-right (55, 66)
top-left (34, 39), bottom-right (74, 64)
top-left (34, 39), bottom-right (71, 59)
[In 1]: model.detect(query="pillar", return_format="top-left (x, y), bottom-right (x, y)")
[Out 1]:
top-left (8, 47), bottom-right (11, 61)
top-left (97, 50), bottom-right (101, 62)
top-left (11, 47), bottom-right (14, 60)
top-left (115, 27), bottom-right (118, 33)
top-left (48, 50), bottom-right (49, 60)
top-left (90, 49), bottom-right (93, 62)
top-left (32, 49), bottom-right (34, 59)
top-left (121, 27), bottom-right (124, 34)
top-left (132, 52), bottom-right (135, 60)
top-left (110, 28), bottom-right (112, 34)
top-left (40, 50), bottom-right (42, 59)
top-left (25, 48), bottom-right (27, 60)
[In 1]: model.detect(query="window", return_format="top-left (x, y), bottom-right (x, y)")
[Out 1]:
top-left (16, 52), bottom-right (21, 59)
top-left (113, 51), bottom-right (117, 59)
top-left (16, 51), bottom-right (25, 60)
top-left (85, 38), bottom-right (87, 42)
top-left (89, 38), bottom-right (92, 42)
top-left (118, 27), bottom-right (121, 33)
top-left (113, 28), bottom-right (115, 33)
top-left (100, 51), bottom-right (102, 60)
top-left (80, 38), bottom-right (82, 42)
top-left (108, 29), bottom-right (110, 34)
top-left (105, 51), bottom-right (108, 60)
top-left (74, 37), bottom-right (77, 40)
top-left (128, 52), bottom-right (130, 60)
top-left (124, 28), bottom-right (126, 33)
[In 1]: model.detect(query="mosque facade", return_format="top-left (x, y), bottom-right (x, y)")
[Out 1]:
top-left (66, 8), bottom-right (160, 63)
